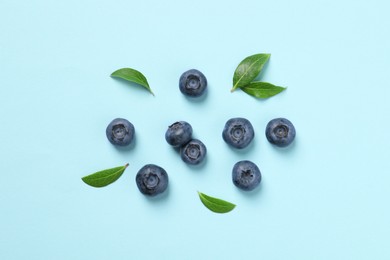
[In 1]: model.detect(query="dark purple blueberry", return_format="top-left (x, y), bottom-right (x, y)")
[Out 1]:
top-left (180, 139), bottom-right (207, 165)
top-left (232, 160), bottom-right (261, 191)
top-left (265, 118), bottom-right (296, 147)
top-left (165, 121), bottom-right (193, 147)
top-left (222, 117), bottom-right (255, 149)
top-left (106, 118), bottom-right (135, 146)
top-left (179, 69), bottom-right (207, 97)
top-left (136, 164), bottom-right (169, 197)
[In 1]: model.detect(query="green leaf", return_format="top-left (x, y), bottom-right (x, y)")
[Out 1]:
top-left (241, 81), bottom-right (286, 98)
top-left (111, 68), bottom-right (154, 95)
top-left (197, 191), bottom-right (236, 214)
top-left (232, 53), bottom-right (271, 92)
top-left (81, 163), bottom-right (129, 188)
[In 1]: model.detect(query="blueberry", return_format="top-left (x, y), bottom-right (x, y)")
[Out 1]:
top-left (106, 118), bottom-right (135, 146)
top-left (265, 118), bottom-right (296, 147)
top-left (232, 160), bottom-right (261, 191)
top-left (180, 139), bottom-right (207, 165)
top-left (179, 69), bottom-right (207, 97)
top-left (165, 121), bottom-right (193, 147)
top-left (222, 117), bottom-right (255, 149)
top-left (136, 164), bottom-right (169, 197)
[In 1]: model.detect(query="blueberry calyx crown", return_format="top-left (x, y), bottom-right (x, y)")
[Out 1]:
top-left (106, 118), bottom-right (135, 147)
top-left (265, 118), bottom-right (296, 147)
top-left (273, 124), bottom-right (289, 138)
top-left (112, 124), bottom-right (129, 140)
top-left (222, 117), bottom-right (254, 149)
top-left (179, 69), bottom-right (207, 97)
top-left (232, 160), bottom-right (261, 191)
top-left (230, 125), bottom-right (246, 141)
top-left (185, 143), bottom-right (201, 160)
top-left (143, 173), bottom-right (160, 189)
top-left (181, 139), bottom-right (207, 165)
top-left (185, 75), bottom-right (201, 91)
top-left (136, 164), bottom-right (169, 197)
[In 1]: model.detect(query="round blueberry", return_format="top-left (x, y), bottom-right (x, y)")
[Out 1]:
top-left (106, 118), bottom-right (135, 146)
top-left (222, 117), bottom-right (255, 149)
top-left (165, 121), bottom-right (193, 147)
top-left (180, 139), bottom-right (207, 165)
top-left (265, 118), bottom-right (296, 147)
top-left (232, 160), bottom-right (261, 191)
top-left (136, 164), bottom-right (169, 197)
top-left (179, 69), bottom-right (207, 97)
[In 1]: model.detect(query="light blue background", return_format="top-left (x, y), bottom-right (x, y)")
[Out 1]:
top-left (1, 0), bottom-right (389, 259)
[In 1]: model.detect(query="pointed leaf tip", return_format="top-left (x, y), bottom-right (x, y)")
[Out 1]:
top-left (81, 163), bottom-right (129, 188)
top-left (111, 67), bottom-right (154, 95)
top-left (198, 191), bottom-right (236, 214)
top-left (232, 53), bottom-right (271, 91)
top-left (241, 81), bottom-right (286, 98)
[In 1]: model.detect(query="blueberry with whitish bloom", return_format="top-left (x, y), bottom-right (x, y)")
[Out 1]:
top-left (106, 118), bottom-right (135, 146)
top-left (136, 164), bottom-right (169, 196)
top-left (179, 69), bottom-right (207, 97)
top-left (180, 139), bottom-right (207, 165)
top-left (265, 118), bottom-right (296, 147)
top-left (232, 160), bottom-right (261, 191)
top-left (222, 117), bottom-right (255, 149)
top-left (165, 121), bottom-right (193, 147)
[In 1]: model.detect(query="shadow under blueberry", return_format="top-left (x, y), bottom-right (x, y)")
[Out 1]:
top-left (184, 156), bottom-right (208, 172)
top-left (270, 137), bottom-right (297, 154)
top-left (171, 146), bottom-right (181, 154)
top-left (226, 138), bottom-right (256, 155)
top-left (183, 88), bottom-right (208, 103)
top-left (236, 184), bottom-right (264, 198)
top-left (143, 185), bottom-right (171, 204)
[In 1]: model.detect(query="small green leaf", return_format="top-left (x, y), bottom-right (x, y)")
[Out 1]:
top-left (232, 53), bottom-right (271, 92)
top-left (241, 81), bottom-right (286, 98)
top-left (198, 191), bottom-right (236, 214)
top-left (111, 68), bottom-right (154, 95)
top-left (81, 163), bottom-right (129, 188)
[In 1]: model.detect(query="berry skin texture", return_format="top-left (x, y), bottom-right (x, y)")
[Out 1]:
top-left (136, 164), bottom-right (169, 197)
top-left (232, 160), bottom-right (261, 191)
top-left (179, 69), bottom-right (207, 97)
top-left (106, 118), bottom-right (135, 146)
top-left (165, 121), bottom-right (193, 147)
top-left (222, 117), bottom-right (255, 149)
top-left (265, 118), bottom-right (296, 147)
top-left (181, 139), bottom-right (207, 165)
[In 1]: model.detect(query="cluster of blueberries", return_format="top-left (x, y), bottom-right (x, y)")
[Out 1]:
top-left (165, 121), bottom-right (207, 165)
top-left (105, 69), bottom-right (296, 197)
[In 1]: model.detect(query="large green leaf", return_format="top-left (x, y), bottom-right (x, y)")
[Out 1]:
top-left (82, 163), bottom-right (129, 188)
top-left (232, 53), bottom-right (270, 92)
top-left (111, 68), bottom-right (154, 95)
top-left (198, 191), bottom-right (236, 214)
top-left (241, 81), bottom-right (286, 98)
